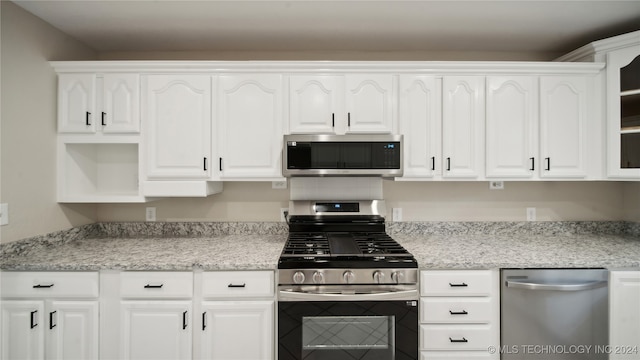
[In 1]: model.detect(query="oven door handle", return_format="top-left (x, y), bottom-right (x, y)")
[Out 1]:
top-left (278, 289), bottom-right (419, 302)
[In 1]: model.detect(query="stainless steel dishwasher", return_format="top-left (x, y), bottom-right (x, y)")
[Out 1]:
top-left (501, 269), bottom-right (609, 360)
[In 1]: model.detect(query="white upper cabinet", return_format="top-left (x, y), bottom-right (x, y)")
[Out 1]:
top-left (442, 76), bottom-right (485, 179)
top-left (608, 48), bottom-right (640, 178)
top-left (539, 76), bottom-right (588, 178)
top-left (58, 73), bottom-right (139, 134)
top-left (486, 76), bottom-right (538, 178)
top-left (144, 75), bottom-right (211, 180)
top-left (289, 75), bottom-right (342, 134)
top-left (345, 74), bottom-right (396, 134)
top-left (398, 75), bottom-right (441, 179)
top-left (216, 74), bottom-right (283, 180)
top-left (102, 74), bottom-right (140, 133)
top-left (288, 74), bottom-right (395, 134)
top-left (58, 74), bottom-right (96, 133)
top-left (556, 30), bottom-right (637, 179)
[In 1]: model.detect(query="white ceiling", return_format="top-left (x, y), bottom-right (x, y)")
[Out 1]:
top-left (12, 0), bottom-right (640, 58)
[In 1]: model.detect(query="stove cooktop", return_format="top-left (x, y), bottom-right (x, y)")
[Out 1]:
top-left (278, 231), bottom-right (417, 269)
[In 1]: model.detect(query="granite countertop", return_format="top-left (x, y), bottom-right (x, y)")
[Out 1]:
top-left (1, 222), bottom-right (639, 271)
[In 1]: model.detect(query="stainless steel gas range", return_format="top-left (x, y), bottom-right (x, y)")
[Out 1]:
top-left (277, 200), bottom-right (418, 360)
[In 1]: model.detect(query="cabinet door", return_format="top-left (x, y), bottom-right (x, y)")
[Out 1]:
top-left (58, 74), bottom-right (96, 133)
top-left (121, 301), bottom-right (192, 360)
top-left (217, 74), bottom-right (283, 179)
top-left (1, 301), bottom-right (45, 360)
top-left (289, 75), bottom-right (343, 134)
top-left (399, 75), bottom-right (441, 178)
top-left (540, 76), bottom-right (588, 178)
top-left (609, 271), bottom-right (640, 360)
top-left (145, 75), bottom-right (211, 179)
top-left (199, 301), bottom-right (273, 360)
top-left (607, 48), bottom-right (640, 178)
top-left (103, 74), bottom-right (140, 133)
top-left (345, 74), bottom-right (396, 134)
top-left (47, 301), bottom-right (99, 360)
top-left (442, 76), bottom-right (485, 178)
top-left (486, 76), bottom-right (538, 178)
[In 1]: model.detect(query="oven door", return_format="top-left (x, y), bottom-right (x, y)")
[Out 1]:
top-left (278, 300), bottom-right (418, 360)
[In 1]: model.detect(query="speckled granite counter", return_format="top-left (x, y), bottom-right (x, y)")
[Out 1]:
top-left (1, 222), bottom-right (639, 271)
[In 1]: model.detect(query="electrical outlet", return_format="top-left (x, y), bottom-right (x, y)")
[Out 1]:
top-left (146, 207), bottom-right (157, 222)
top-left (526, 207), bottom-right (536, 222)
top-left (392, 208), bottom-right (403, 222)
top-left (489, 181), bottom-right (504, 190)
top-left (280, 208), bottom-right (289, 222)
top-left (0, 203), bottom-right (8, 226)
top-left (272, 180), bottom-right (287, 189)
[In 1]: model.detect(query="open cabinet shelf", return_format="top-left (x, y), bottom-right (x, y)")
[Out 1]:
top-left (58, 142), bottom-right (145, 203)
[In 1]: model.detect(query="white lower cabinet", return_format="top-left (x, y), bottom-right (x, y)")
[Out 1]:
top-left (609, 270), bottom-right (640, 360)
top-left (420, 270), bottom-right (499, 360)
top-left (120, 301), bottom-right (193, 360)
top-left (199, 301), bottom-right (273, 360)
top-left (100, 271), bottom-right (194, 360)
top-left (0, 272), bottom-right (99, 360)
top-left (100, 270), bottom-right (275, 360)
top-left (195, 271), bottom-right (275, 360)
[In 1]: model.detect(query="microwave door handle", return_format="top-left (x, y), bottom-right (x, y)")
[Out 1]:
top-left (505, 280), bottom-right (607, 291)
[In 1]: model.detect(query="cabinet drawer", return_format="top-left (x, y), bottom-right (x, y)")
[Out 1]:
top-left (421, 270), bottom-right (494, 296)
top-left (202, 271), bottom-right (274, 298)
top-left (120, 272), bottom-right (193, 299)
top-left (1, 271), bottom-right (99, 298)
top-left (421, 297), bottom-right (493, 323)
top-left (420, 324), bottom-right (496, 351)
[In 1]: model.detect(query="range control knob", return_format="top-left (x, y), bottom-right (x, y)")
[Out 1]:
top-left (292, 271), bottom-right (306, 284)
top-left (373, 271), bottom-right (385, 284)
top-left (312, 271), bottom-right (325, 284)
top-left (391, 271), bottom-right (405, 284)
top-left (343, 270), bottom-right (356, 284)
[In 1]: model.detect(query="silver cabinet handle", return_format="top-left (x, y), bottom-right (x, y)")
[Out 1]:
top-left (506, 280), bottom-right (607, 291)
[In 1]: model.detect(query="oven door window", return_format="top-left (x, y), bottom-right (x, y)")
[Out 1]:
top-left (302, 315), bottom-right (394, 352)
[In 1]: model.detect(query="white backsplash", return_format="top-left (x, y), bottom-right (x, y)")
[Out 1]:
top-left (289, 177), bottom-right (383, 200)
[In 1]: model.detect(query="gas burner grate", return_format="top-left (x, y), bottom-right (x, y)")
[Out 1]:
top-left (351, 232), bottom-right (414, 257)
top-left (280, 232), bottom-right (330, 257)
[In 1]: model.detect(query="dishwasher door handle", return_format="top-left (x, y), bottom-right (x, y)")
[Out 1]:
top-left (506, 279), bottom-right (607, 291)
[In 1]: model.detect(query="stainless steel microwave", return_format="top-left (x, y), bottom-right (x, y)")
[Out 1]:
top-left (282, 134), bottom-right (403, 177)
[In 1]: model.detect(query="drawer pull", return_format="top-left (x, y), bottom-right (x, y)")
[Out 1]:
top-left (449, 310), bottom-right (468, 315)
top-left (30, 310), bottom-right (38, 329)
top-left (33, 284), bottom-right (54, 289)
top-left (144, 284), bottom-right (164, 289)
top-left (449, 282), bottom-right (468, 287)
top-left (449, 337), bottom-right (468, 343)
top-left (49, 311), bottom-right (57, 330)
top-left (228, 283), bottom-right (246, 288)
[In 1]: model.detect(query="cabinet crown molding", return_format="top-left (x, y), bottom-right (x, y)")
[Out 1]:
top-left (50, 60), bottom-right (604, 75)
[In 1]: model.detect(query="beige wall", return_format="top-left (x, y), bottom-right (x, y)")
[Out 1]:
top-left (623, 182), bottom-right (640, 222)
top-left (0, 2), bottom-right (98, 243)
top-left (95, 181), bottom-right (627, 223)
